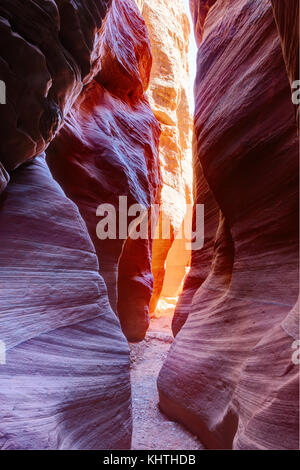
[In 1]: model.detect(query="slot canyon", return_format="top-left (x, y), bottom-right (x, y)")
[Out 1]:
top-left (0, 0), bottom-right (299, 451)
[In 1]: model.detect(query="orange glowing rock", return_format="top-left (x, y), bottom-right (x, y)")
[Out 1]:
top-left (137, 0), bottom-right (194, 316)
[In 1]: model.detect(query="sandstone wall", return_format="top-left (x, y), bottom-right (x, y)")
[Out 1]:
top-left (271, 0), bottom-right (299, 123)
top-left (158, 0), bottom-right (299, 450)
top-left (0, 0), bottom-right (111, 171)
top-left (0, 155), bottom-right (131, 449)
top-left (48, 0), bottom-right (161, 342)
top-left (137, 0), bottom-right (193, 315)
top-left (0, 0), bottom-right (161, 448)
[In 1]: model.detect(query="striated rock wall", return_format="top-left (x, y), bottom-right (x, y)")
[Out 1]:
top-left (271, 0), bottom-right (299, 123)
top-left (48, 0), bottom-right (161, 342)
top-left (0, 0), bottom-right (161, 448)
top-left (136, 0), bottom-right (193, 314)
top-left (159, 0), bottom-right (299, 450)
top-left (0, 155), bottom-right (131, 449)
top-left (1, 0), bottom-right (298, 451)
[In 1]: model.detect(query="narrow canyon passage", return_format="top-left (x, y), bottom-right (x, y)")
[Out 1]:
top-left (128, 0), bottom-right (200, 449)
top-left (129, 0), bottom-right (299, 451)
top-left (0, 0), bottom-right (298, 452)
top-left (130, 316), bottom-right (203, 450)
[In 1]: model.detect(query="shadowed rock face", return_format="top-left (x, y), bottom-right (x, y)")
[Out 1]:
top-left (47, 0), bottom-right (162, 342)
top-left (0, 0), bottom-right (111, 172)
top-left (159, 0), bottom-right (299, 450)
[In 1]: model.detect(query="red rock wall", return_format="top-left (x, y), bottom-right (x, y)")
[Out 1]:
top-left (159, 0), bottom-right (299, 450)
top-left (0, 0), bottom-right (161, 448)
top-left (271, 0), bottom-right (299, 122)
top-left (0, 155), bottom-right (131, 449)
top-left (271, 0), bottom-right (299, 90)
top-left (0, 0), bottom-right (111, 171)
top-left (47, 0), bottom-right (161, 342)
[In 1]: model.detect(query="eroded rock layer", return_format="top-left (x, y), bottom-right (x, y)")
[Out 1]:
top-left (0, 0), bottom-right (111, 171)
top-left (48, 0), bottom-right (161, 342)
top-left (271, 0), bottom-right (299, 123)
top-left (159, 0), bottom-right (299, 450)
top-left (137, 0), bottom-right (193, 314)
top-left (0, 0), bottom-right (162, 448)
top-left (0, 156), bottom-right (131, 449)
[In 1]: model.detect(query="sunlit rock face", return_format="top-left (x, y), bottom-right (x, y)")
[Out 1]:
top-left (159, 0), bottom-right (299, 450)
top-left (136, 0), bottom-right (193, 314)
top-left (48, 0), bottom-right (161, 342)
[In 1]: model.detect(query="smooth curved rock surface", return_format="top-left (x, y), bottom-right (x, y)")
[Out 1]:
top-left (47, 0), bottom-right (161, 342)
top-left (233, 299), bottom-right (299, 450)
top-left (0, 0), bottom-right (110, 172)
top-left (0, 156), bottom-right (131, 449)
top-left (159, 0), bottom-right (299, 450)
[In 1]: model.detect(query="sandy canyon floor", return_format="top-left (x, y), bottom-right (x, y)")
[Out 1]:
top-left (130, 315), bottom-right (204, 450)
